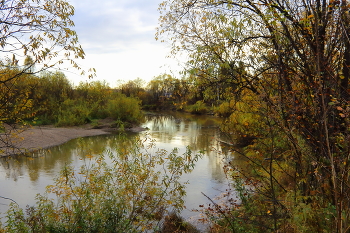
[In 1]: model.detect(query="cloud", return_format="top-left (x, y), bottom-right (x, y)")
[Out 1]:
top-left (63, 0), bottom-right (182, 86)
top-left (68, 42), bottom-right (183, 87)
top-left (71, 0), bottom-right (160, 53)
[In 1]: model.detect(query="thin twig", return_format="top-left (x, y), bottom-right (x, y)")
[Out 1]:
top-left (0, 195), bottom-right (18, 205)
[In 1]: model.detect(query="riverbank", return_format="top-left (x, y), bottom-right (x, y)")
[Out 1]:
top-left (0, 118), bottom-right (147, 156)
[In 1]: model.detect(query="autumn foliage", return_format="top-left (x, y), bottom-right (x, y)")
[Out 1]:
top-left (158, 0), bottom-right (350, 232)
top-left (2, 136), bottom-right (202, 232)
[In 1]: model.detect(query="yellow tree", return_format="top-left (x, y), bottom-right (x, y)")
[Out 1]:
top-left (0, 0), bottom-right (91, 154)
top-left (158, 0), bottom-right (350, 232)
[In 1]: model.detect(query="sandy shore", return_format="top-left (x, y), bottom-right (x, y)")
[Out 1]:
top-left (0, 120), bottom-right (147, 156)
top-left (0, 126), bottom-right (111, 156)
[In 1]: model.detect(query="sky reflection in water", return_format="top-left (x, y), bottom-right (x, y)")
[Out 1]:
top-left (0, 112), bottom-right (243, 226)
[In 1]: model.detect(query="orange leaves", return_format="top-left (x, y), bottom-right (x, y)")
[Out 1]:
top-left (85, 154), bottom-right (93, 159)
top-left (309, 190), bottom-right (318, 195)
top-left (336, 105), bottom-right (348, 118)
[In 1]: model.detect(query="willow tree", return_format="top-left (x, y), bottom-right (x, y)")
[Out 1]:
top-left (158, 0), bottom-right (350, 232)
top-left (0, 0), bottom-right (91, 154)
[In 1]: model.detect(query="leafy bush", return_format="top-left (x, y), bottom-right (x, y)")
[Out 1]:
top-left (159, 212), bottom-right (200, 233)
top-left (220, 94), bottom-right (265, 147)
top-left (106, 95), bottom-right (143, 124)
top-left (214, 100), bottom-right (235, 117)
top-left (89, 100), bottom-right (109, 119)
top-left (56, 99), bottom-right (91, 127)
top-left (186, 101), bottom-right (208, 114)
top-left (3, 136), bottom-right (202, 232)
top-left (4, 75), bottom-right (145, 127)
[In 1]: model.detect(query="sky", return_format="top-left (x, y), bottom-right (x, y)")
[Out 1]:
top-left (64, 0), bottom-right (184, 87)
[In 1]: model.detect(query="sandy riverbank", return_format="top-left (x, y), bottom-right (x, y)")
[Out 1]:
top-left (0, 119), bottom-right (147, 156)
top-left (0, 126), bottom-right (111, 156)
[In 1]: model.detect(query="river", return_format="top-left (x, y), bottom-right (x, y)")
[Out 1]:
top-left (0, 111), bottom-right (242, 227)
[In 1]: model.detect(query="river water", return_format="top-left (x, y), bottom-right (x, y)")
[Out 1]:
top-left (0, 112), bottom-right (241, 226)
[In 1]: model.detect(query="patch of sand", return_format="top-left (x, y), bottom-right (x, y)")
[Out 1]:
top-left (0, 117), bottom-right (148, 156)
top-left (0, 126), bottom-right (112, 156)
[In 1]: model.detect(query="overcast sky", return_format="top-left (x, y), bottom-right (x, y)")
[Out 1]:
top-left (66, 0), bottom-right (183, 87)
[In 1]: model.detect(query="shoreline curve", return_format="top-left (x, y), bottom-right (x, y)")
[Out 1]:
top-left (0, 126), bottom-right (112, 157)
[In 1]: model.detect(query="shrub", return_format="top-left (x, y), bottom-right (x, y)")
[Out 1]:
top-left (56, 99), bottom-right (91, 127)
top-left (214, 100), bottom-right (235, 117)
top-left (106, 95), bottom-right (143, 124)
top-left (54, 92), bottom-right (144, 127)
top-left (89, 100), bottom-right (109, 119)
top-left (186, 101), bottom-right (208, 114)
top-left (3, 136), bottom-right (202, 232)
top-left (159, 212), bottom-right (200, 233)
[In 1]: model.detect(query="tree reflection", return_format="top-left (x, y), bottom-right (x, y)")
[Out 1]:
top-left (0, 112), bottom-right (242, 218)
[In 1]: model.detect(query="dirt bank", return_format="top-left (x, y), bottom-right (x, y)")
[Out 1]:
top-left (0, 119), bottom-right (147, 156)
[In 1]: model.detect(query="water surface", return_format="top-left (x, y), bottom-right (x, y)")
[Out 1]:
top-left (0, 112), bottom-right (242, 224)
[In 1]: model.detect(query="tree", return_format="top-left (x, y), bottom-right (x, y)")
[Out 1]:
top-left (32, 71), bottom-right (73, 122)
top-left (158, 0), bottom-right (350, 231)
top-left (0, 0), bottom-right (90, 154)
top-left (118, 78), bottom-right (146, 98)
top-left (0, 0), bottom-right (86, 72)
top-left (147, 74), bottom-right (174, 102)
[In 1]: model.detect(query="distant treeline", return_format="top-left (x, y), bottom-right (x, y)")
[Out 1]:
top-left (1, 68), bottom-right (235, 128)
top-left (0, 68), bottom-right (143, 127)
top-left (117, 73), bottom-right (234, 115)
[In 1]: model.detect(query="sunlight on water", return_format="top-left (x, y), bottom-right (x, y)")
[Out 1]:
top-left (0, 112), bottom-right (245, 229)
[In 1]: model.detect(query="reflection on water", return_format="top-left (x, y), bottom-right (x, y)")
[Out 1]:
top-left (141, 112), bottom-right (235, 222)
top-left (0, 111), bottom-right (245, 225)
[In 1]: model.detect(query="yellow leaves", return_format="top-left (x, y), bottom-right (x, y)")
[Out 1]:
top-left (1, 136), bottom-right (200, 231)
top-left (0, 0), bottom-right (91, 78)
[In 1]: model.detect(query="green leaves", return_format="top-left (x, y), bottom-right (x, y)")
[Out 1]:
top-left (158, 0), bottom-right (350, 231)
top-left (0, 0), bottom-right (95, 144)
top-left (0, 0), bottom-right (91, 77)
top-left (2, 136), bottom-right (202, 232)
